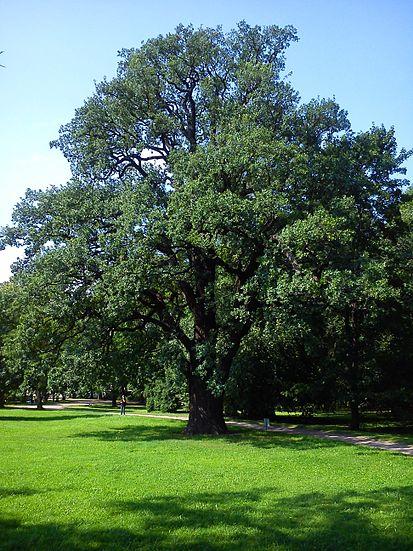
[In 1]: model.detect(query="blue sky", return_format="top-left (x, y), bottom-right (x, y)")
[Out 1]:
top-left (1, 0), bottom-right (412, 280)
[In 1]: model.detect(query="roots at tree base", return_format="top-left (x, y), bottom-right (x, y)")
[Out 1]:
top-left (184, 414), bottom-right (228, 435)
top-left (184, 375), bottom-right (228, 435)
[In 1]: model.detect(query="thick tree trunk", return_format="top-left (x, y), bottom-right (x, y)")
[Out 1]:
top-left (350, 400), bottom-right (360, 430)
top-left (345, 304), bottom-right (362, 431)
top-left (0, 390), bottom-right (5, 408)
top-left (180, 251), bottom-right (252, 435)
top-left (184, 374), bottom-right (227, 435)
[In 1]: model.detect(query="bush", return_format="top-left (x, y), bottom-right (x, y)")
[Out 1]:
top-left (144, 364), bottom-right (188, 413)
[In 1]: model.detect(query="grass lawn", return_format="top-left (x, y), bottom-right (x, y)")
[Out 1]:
top-left (0, 408), bottom-right (412, 550)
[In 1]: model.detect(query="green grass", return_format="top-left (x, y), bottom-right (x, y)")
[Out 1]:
top-left (122, 407), bottom-right (413, 445)
top-left (1, 408), bottom-right (412, 550)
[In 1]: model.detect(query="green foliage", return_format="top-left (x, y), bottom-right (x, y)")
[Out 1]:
top-left (0, 282), bottom-right (23, 405)
top-left (225, 329), bottom-right (278, 419)
top-left (0, 22), bottom-right (412, 429)
top-left (144, 375), bottom-right (184, 413)
top-left (145, 340), bottom-right (188, 412)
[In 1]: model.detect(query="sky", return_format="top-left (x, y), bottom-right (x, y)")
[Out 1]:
top-left (0, 0), bottom-right (412, 281)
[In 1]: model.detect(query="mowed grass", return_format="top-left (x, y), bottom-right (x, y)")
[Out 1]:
top-left (0, 408), bottom-right (412, 550)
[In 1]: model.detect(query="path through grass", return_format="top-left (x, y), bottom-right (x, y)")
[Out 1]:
top-left (1, 408), bottom-right (412, 550)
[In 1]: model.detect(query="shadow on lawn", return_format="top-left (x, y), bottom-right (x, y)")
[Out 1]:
top-left (73, 422), bottom-right (345, 451)
top-left (73, 423), bottom-right (186, 443)
top-left (0, 488), bottom-right (40, 498)
top-left (1, 485), bottom-right (412, 550)
top-left (0, 411), bottom-right (106, 422)
top-left (361, 426), bottom-right (413, 437)
top-left (223, 431), bottom-right (345, 450)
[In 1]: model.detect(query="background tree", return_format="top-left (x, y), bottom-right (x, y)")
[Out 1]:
top-left (0, 282), bottom-right (23, 407)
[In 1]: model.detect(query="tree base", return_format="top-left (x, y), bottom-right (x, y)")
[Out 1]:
top-left (349, 422), bottom-right (360, 430)
top-left (185, 373), bottom-right (228, 435)
top-left (349, 402), bottom-right (360, 430)
top-left (184, 417), bottom-right (227, 435)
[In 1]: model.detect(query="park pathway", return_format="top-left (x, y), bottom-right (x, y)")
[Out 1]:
top-left (125, 412), bottom-right (413, 457)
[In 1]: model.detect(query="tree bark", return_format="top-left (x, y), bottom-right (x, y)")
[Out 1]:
top-left (184, 373), bottom-right (227, 435)
top-left (350, 400), bottom-right (360, 430)
top-left (111, 387), bottom-right (117, 408)
top-left (0, 390), bottom-right (5, 408)
top-left (36, 390), bottom-right (43, 410)
top-left (345, 304), bottom-right (362, 431)
top-left (181, 248), bottom-right (254, 435)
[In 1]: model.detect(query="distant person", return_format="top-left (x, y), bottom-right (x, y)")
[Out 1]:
top-left (120, 394), bottom-right (127, 415)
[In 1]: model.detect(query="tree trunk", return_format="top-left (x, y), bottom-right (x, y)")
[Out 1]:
top-left (36, 390), bottom-right (43, 410)
top-left (111, 387), bottom-right (117, 408)
top-left (181, 251), bottom-right (251, 435)
top-left (350, 400), bottom-right (360, 430)
top-left (0, 390), bottom-right (5, 408)
top-left (184, 374), bottom-right (227, 435)
top-left (345, 304), bottom-right (362, 431)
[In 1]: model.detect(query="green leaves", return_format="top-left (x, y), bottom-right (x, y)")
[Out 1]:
top-left (2, 22), bottom-right (412, 424)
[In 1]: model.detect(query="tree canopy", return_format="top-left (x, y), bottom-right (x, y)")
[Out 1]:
top-left (1, 22), bottom-right (412, 433)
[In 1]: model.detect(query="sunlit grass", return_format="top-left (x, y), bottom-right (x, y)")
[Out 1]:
top-left (1, 407), bottom-right (412, 550)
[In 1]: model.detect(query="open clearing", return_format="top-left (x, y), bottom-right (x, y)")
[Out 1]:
top-left (1, 408), bottom-right (412, 550)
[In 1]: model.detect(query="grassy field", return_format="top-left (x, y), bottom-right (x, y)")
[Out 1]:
top-left (127, 407), bottom-right (413, 446)
top-left (1, 408), bottom-right (413, 550)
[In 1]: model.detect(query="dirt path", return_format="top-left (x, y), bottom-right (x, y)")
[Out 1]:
top-left (9, 401), bottom-right (413, 456)
top-left (121, 412), bottom-right (413, 457)
top-left (227, 419), bottom-right (413, 456)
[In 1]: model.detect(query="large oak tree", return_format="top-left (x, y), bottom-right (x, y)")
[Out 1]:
top-left (2, 23), bottom-right (411, 433)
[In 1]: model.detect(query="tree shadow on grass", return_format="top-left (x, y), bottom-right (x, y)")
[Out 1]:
top-left (73, 422), bottom-right (347, 451)
top-left (360, 426), bottom-right (413, 439)
top-left (222, 430), bottom-right (345, 451)
top-left (0, 488), bottom-right (40, 498)
top-left (1, 486), bottom-right (412, 550)
top-left (273, 414), bottom-right (413, 440)
top-left (0, 412), bottom-right (107, 422)
top-left (73, 423), bottom-right (187, 443)
top-left (109, 486), bottom-right (413, 549)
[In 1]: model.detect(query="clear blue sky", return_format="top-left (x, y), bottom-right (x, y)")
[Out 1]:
top-left (1, 0), bottom-right (412, 280)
